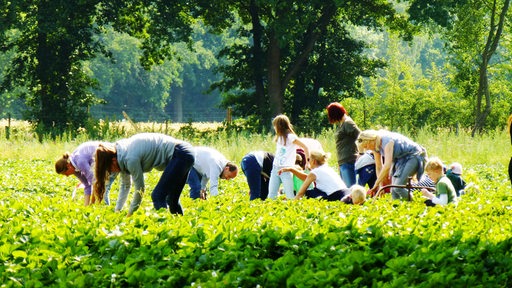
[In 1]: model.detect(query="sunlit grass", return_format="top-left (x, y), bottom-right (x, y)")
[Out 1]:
top-left (1, 120), bottom-right (512, 286)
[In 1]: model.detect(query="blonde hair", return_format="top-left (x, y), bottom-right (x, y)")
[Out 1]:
top-left (358, 130), bottom-right (380, 141)
top-left (357, 130), bottom-right (380, 152)
top-left (350, 185), bottom-right (366, 205)
top-left (55, 152), bottom-right (71, 174)
top-left (272, 114), bottom-right (296, 145)
top-left (309, 150), bottom-right (330, 165)
top-left (93, 142), bottom-right (117, 203)
top-left (425, 157), bottom-right (444, 173)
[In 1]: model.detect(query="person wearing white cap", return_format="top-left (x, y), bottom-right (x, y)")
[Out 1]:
top-left (446, 162), bottom-right (466, 197)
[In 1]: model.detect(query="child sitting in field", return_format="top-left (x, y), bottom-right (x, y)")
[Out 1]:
top-left (279, 150), bottom-right (346, 201)
top-left (421, 157), bottom-right (458, 206)
top-left (292, 151), bottom-right (308, 195)
top-left (446, 162), bottom-right (466, 197)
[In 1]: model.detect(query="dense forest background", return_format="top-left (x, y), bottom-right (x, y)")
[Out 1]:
top-left (0, 0), bottom-right (510, 136)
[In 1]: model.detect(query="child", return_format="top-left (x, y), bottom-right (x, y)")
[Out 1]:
top-left (355, 151), bottom-right (376, 188)
top-left (280, 150), bottom-right (347, 201)
top-left (421, 157), bottom-right (457, 206)
top-left (293, 152), bottom-right (306, 195)
top-left (340, 185), bottom-right (366, 205)
top-left (446, 162), bottom-right (466, 196)
top-left (55, 141), bottom-right (118, 206)
top-left (268, 115), bottom-right (310, 199)
top-left (292, 151), bottom-right (316, 195)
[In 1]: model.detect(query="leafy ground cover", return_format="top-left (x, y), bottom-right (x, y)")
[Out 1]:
top-left (1, 156), bottom-right (512, 287)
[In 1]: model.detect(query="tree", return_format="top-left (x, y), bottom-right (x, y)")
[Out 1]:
top-left (408, 0), bottom-right (511, 135)
top-left (87, 29), bottom-right (179, 122)
top-left (0, 0), bottom-right (106, 136)
top-left (0, 0), bottom-right (195, 136)
top-left (189, 0), bottom-right (415, 130)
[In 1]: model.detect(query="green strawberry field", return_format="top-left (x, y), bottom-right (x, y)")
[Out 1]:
top-left (0, 124), bottom-right (511, 287)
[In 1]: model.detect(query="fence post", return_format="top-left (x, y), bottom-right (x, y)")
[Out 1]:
top-left (226, 107), bottom-right (232, 125)
top-left (5, 113), bottom-right (10, 140)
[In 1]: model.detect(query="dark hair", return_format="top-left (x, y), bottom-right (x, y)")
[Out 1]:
top-left (226, 162), bottom-right (238, 172)
top-left (326, 102), bottom-right (347, 124)
top-left (55, 153), bottom-right (71, 174)
top-left (295, 149), bottom-right (306, 169)
top-left (93, 143), bottom-right (116, 203)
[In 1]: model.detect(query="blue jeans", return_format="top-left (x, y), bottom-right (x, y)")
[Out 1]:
top-left (187, 168), bottom-right (202, 199)
top-left (340, 162), bottom-right (356, 187)
top-left (268, 166), bottom-right (294, 199)
top-left (151, 143), bottom-right (195, 215)
top-left (103, 172), bottom-right (119, 205)
top-left (391, 156), bottom-right (420, 201)
top-left (357, 165), bottom-right (376, 188)
top-left (241, 154), bottom-right (268, 200)
top-left (305, 188), bottom-right (343, 201)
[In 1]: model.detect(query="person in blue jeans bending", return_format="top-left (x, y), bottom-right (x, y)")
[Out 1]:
top-left (94, 133), bottom-right (195, 216)
top-left (240, 151), bottom-right (274, 200)
top-left (187, 146), bottom-right (238, 200)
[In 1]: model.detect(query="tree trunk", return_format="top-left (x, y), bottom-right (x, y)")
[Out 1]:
top-left (249, 0), bottom-right (269, 124)
top-left (267, 33), bottom-right (282, 118)
top-left (471, 0), bottom-right (509, 136)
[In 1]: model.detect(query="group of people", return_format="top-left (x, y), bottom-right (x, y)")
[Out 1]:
top-left (56, 133), bottom-right (239, 215)
top-left (56, 102), bottom-right (483, 216)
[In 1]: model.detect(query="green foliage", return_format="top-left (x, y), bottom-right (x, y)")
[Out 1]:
top-left (205, 0), bottom-right (413, 130)
top-left (0, 145), bottom-right (511, 286)
top-left (408, 0), bottom-right (512, 134)
top-left (0, 0), bottom-right (107, 135)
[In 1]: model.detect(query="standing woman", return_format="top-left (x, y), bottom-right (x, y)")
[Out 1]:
top-left (357, 129), bottom-right (427, 201)
top-left (94, 133), bottom-right (195, 215)
top-left (55, 141), bottom-right (117, 206)
top-left (268, 114), bottom-right (310, 199)
top-left (326, 102), bottom-right (361, 187)
top-left (508, 114), bottom-right (512, 186)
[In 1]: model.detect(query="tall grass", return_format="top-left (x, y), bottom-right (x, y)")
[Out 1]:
top-left (0, 119), bottom-right (510, 174)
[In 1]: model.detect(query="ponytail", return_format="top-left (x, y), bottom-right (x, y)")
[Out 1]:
top-left (309, 150), bottom-right (330, 165)
top-left (93, 143), bottom-right (116, 203)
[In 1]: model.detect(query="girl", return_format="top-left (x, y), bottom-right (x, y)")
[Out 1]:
top-left (55, 141), bottom-right (117, 206)
top-left (280, 150), bottom-right (347, 201)
top-left (94, 133), bottom-right (194, 216)
top-left (268, 114), bottom-right (310, 199)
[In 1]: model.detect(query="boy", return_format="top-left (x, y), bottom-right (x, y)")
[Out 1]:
top-left (421, 157), bottom-right (457, 206)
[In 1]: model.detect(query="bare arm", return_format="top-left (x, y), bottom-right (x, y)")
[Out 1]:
top-left (279, 166), bottom-right (308, 181)
top-left (370, 140), bottom-right (394, 192)
top-left (295, 173), bottom-right (317, 200)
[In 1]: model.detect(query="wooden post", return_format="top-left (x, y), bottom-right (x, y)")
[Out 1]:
top-left (226, 107), bottom-right (232, 125)
top-left (5, 113), bottom-right (10, 140)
